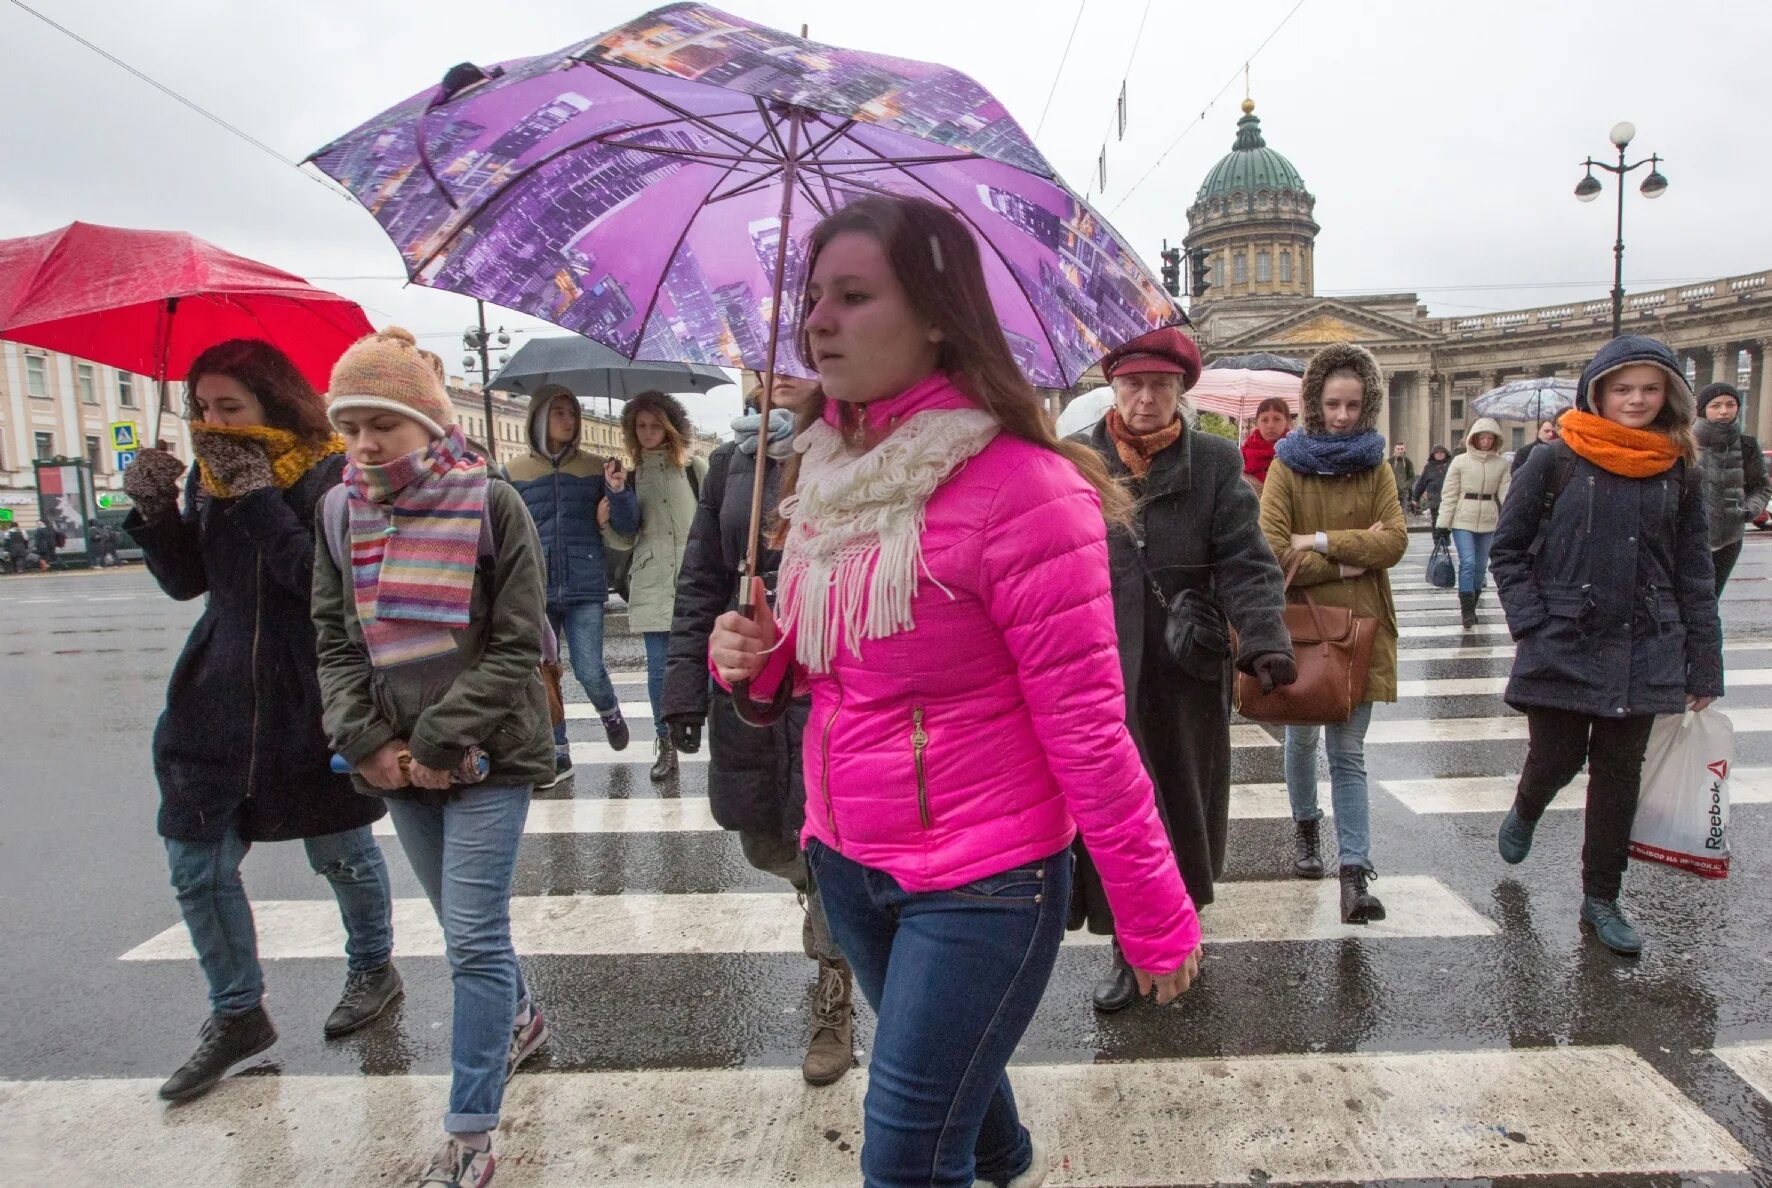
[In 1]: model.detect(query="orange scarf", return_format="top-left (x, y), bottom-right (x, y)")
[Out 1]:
top-left (1556, 409), bottom-right (1681, 478)
top-left (1104, 408), bottom-right (1182, 477)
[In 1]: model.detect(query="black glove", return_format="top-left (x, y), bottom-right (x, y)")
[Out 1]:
top-left (668, 717), bottom-right (704, 754)
top-left (1252, 652), bottom-right (1298, 695)
top-left (1433, 527), bottom-right (1451, 547)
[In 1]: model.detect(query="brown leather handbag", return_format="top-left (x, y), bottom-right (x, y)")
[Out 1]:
top-left (1234, 553), bottom-right (1377, 726)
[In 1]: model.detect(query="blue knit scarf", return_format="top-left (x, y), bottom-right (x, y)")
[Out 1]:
top-left (1274, 428), bottom-right (1387, 476)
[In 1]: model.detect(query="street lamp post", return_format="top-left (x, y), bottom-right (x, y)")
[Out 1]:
top-left (461, 299), bottom-right (511, 458)
top-left (1574, 121), bottom-right (1668, 338)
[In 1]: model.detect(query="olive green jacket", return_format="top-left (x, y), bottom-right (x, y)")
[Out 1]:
top-left (610, 451), bottom-right (709, 633)
top-left (311, 480), bottom-right (555, 799)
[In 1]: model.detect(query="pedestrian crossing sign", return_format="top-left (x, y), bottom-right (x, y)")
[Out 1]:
top-left (110, 422), bottom-right (138, 451)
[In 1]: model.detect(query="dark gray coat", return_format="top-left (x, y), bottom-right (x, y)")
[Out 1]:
top-left (1694, 420), bottom-right (1769, 551)
top-left (1068, 420), bottom-right (1290, 914)
top-left (661, 440), bottom-right (807, 837)
top-left (1492, 441), bottom-right (1723, 718)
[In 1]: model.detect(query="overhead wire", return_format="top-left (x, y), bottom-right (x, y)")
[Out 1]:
top-left (1080, 0), bottom-right (1153, 203)
top-left (4, 0), bottom-right (352, 202)
top-left (1033, 0), bottom-right (1088, 142)
top-left (1107, 0), bottom-right (1308, 215)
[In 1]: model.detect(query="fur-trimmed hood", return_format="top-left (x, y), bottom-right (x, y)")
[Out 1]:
top-left (1299, 342), bottom-right (1385, 436)
top-left (622, 390), bottom-right (693, 457)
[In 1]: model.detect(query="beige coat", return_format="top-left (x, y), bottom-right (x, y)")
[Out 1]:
top-left (1436, 418), bottom-right (1512, 533)
top-left (1259, 459), bottom-right (1409, 702)
top-left (615, 450), bottom-right (709, 633)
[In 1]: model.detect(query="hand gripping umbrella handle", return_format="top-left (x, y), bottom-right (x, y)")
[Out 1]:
top-left (731, 595), bottom-right (795, 727)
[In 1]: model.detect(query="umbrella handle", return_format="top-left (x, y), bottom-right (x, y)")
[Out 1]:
top-left (731, 597), bottom-right (795, 727)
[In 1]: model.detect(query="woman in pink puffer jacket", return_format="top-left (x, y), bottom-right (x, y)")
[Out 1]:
top-left (714, 196), bottom-right (1201, 1188)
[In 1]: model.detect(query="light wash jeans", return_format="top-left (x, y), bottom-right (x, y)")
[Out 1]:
top-left (385, 783), bottom-right (531, 1134)
top-left (1451, 528), bottom-right (1494, 595)
top-left (165, 821), bottom-right (393, 1016)
top-left (1284, 701), bottom-right (1375, 870)
top-left (548, 602), bottom-right (618, 713)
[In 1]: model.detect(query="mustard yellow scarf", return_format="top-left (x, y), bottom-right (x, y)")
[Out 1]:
top-left (192, 424), bottom-right (345, 498)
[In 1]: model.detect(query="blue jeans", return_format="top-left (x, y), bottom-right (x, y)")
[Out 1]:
top-left (807, 838), bottom-right (1070, 1188)
top-left (1451, 528), bottom-right (1494, 595)
top-left (385, 783), bottom-right (532, 1134)
top-left (549, 602), bottom-right (617, 714)
top-left (165, 822), bottom-right (393, 1017)
top-left (643, 631), bottom-right (670, 738)
top-left (1284, 701), bottom-right (1375, 869)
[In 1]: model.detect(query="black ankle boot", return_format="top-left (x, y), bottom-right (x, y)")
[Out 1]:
top-left (1091, 940), bottom-right (1138, 1012)
top-left (649, 735), bottom-right (678, 782)
top-left (159, 1005), bottom-right (277, 1102)
top-left (1339, 865), bottom-right (1386, 925)
top-left (1459, 592), bottom-right (1477, 629)
top-left (1293, 819), bottom-right (1324, 879)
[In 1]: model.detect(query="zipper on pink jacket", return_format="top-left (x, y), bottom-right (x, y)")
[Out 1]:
top-left (819, 668), bottom-right (845, 848)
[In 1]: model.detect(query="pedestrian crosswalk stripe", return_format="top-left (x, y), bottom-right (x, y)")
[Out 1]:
top-left (119, 876), bottom-right (1493, 961)
top-left (4, 1045), bottom-right (1748, 1184)
top-left (1714, 1042), bottom-right (1772, 1109)
top-left (1395, 669), bottom-right (1772, 698)
top-left (1398, 621), bottom-right (1513, 638)
top-left (1379, 767), bottom-right (1772, 814)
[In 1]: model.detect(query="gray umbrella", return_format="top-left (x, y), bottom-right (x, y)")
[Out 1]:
top-left (488, 335), bottom-right (733, 401)
top-left (1205, 351), bottom-right (1306, 376)
top-left (1471, 377), bottom-right (1578, 423)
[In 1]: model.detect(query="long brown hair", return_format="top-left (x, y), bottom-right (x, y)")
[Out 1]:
top-left (622, 390), bottom-right (692, 469)
top-left (184, 339), bottom-right (334, 444)
top-left (774, 195), bottom-right (1132, 534)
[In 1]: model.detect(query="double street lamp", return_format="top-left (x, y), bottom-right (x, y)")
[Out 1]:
top-left (1574, 121), bottom-right (1668, 338)
top-left (461, 299), bottom-right (512, 457)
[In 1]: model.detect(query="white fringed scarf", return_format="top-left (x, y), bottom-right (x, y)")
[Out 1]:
top-left (776, 407), bottom-right (1000, 673)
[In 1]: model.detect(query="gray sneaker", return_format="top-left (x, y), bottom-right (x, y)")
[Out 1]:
top-left (506, 1006), bottom-right (549, 1082)
top-left (416, 1138), bottom-right (494, 1187)
top-left (324, 962), bottom-right (404, 1039)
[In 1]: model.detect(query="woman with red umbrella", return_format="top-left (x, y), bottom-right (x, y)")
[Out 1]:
top-left (122, 340), bottom-right (400, 1103)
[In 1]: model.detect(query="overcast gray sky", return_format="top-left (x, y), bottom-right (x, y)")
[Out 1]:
top-left (3, 0), bottom-right (1766, 431)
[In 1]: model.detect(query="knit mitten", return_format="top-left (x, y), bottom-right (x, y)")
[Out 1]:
top-left (193, 432), bottom-right (275, 497)
top-left (122, 449), bottom-right (186, 522)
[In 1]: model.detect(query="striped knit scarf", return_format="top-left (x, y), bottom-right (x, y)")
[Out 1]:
top-left (343, 426), bottom-right (487, 667)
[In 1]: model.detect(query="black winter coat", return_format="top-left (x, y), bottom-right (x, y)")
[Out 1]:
top-left (1068, 421), bottom-right (1290, 913)
top-left (1412, 453), bottom-right (1452, 504)
top-left (129, 458), bottom-right (383, 843)
top-left (1492, 441), bottom-right (1724, 719)
top-left (661, 441), bottom-right (808, 837)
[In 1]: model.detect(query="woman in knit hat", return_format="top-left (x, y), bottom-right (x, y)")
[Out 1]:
top-left (612, 389), bottom-right (708, 781)
top-left (121, 338), bottom-right (400, 1104)
top-left (311, 327), bottom-right (555, 1187)
top-left (1693, 381), bottom-right (1769, 593)
top-left (1259, 342), bottom-right (1409, 924)
top-left (1491, 335), bottom-right (1724, 956)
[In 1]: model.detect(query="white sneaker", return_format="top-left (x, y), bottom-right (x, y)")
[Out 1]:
top-left (416, 1138), bottom-right (494, 1187)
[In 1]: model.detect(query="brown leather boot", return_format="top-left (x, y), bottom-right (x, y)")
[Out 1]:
top-left (802, 958), bottom-right (855, 1086)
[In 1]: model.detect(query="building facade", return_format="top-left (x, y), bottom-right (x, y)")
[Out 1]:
top-left (1178, 103), bottom-right (1772, 458)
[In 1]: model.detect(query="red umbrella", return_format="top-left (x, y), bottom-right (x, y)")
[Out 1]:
top-left (0, 222), bottom-right (374, 441)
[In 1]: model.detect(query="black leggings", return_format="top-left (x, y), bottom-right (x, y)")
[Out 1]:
top-left (1513, 707), bottom-right (1655, 900)
top-left (1714, 539), bottom-right (1744, 595)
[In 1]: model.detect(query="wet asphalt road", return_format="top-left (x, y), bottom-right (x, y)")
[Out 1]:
top-left (4, 534), bottom-right (1772, 1186)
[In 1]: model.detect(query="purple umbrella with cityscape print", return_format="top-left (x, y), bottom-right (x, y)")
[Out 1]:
top-left (305, 2), bottom-right (1177, 390)
top-left (308, 3), bottom-right (1178, 716)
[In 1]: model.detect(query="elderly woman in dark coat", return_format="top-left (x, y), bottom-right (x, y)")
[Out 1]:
top-left (121, 339), bottom-right (398, 1104)
top-left (1069, 326), bottom-right (1295, 1012)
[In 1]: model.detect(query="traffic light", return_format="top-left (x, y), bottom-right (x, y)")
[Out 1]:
top-left (1158, 242), bottom-right (1182, 298)
top-left (1190, 248), bottom-right (1213, 299)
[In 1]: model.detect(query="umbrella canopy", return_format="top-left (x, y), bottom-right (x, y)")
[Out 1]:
top-left (488, 334), bottom-right (732, 400)
top-left (1187, 368), bottom-right (1302, 421)
top-left (1471, 376), bottom-right (1578, 423)
top-left (0, 222), bottom-right (374, 395)
top-left (1055, 386), bottom-right (1114, 438)
top-left (1205, 351), bottom-right (1305, 376)
top-left (306, 3), bottom-right (1178, 389)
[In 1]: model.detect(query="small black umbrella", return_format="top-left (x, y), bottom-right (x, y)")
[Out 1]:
top-left (489, 335), bottom-right (732, 402)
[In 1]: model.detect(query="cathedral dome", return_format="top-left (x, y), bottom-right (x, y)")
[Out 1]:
top-left (1195, 100), bottom-right (1309, 203)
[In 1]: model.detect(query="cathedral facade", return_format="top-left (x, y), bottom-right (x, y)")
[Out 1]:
top-left (1180, 101), bottom-right (1772, 455)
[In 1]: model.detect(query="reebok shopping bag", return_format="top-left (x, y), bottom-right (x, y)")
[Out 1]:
top-left (1628, 708), bottom-right (1733, 878)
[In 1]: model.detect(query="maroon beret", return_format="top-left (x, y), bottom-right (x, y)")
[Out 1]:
top-left (1101, 326), bottom-right (1203, 390)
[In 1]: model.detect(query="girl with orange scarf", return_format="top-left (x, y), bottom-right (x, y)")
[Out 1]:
top-left (1490, 335), bottom-right (1724, 957)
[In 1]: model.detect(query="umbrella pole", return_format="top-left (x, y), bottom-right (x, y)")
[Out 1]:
top-left (733, 106), bottom-right (806, 728)
top-left (149, 297), bottom-right (178, 449)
